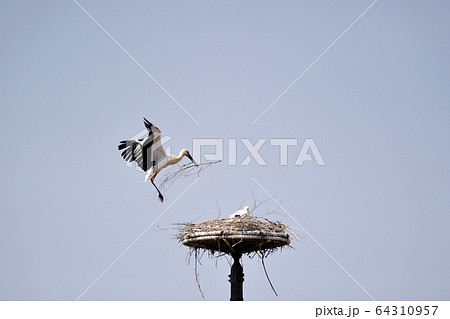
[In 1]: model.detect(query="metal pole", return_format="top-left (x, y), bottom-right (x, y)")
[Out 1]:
top-left (229, 253), bottom-right (244, 301)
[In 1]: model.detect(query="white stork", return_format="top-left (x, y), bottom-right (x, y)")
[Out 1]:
top-left (118, 117), bottom-right (197, 202)
top-left (228, 206), bottom-right (251, 219)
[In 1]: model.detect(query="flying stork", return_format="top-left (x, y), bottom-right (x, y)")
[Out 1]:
top-left (118, 117), bottom-right (197, 202)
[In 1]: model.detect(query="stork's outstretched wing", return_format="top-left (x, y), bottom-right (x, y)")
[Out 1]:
top-left (118, 118), bottom-right (166, 171)
top-left (143, 117), bottom-right (165, 154)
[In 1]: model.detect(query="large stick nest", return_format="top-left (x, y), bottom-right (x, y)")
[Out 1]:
top-left (178, 216), bottom-right (292, 255)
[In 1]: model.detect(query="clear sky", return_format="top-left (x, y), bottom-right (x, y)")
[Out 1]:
top-left (1, 0), bottom-right (449, 300)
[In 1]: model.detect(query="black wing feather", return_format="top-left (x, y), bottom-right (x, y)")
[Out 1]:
top-left (143, 117), bottom-right (155, 137)
top-left (118, 138), bottom-right (155, 171)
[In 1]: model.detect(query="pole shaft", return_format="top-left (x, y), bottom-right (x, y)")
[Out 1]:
top-left (229, 253), bottom-right (244, 301)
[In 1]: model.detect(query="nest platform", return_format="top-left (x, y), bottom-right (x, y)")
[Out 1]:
top-left (179, 217), bottom-right (291, 255)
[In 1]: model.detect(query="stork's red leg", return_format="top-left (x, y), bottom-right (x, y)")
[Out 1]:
top-left (150, 173), bottom-right (164, 202)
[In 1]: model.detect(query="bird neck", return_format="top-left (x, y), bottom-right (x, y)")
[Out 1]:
top-left (170, 150), bottom-right (186, 164)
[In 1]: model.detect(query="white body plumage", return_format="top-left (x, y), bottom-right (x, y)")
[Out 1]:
top-left (228, 206), bottom-right (251, 219)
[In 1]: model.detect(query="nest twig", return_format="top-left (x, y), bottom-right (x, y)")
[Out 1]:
top-left (159, 160), bottom-right (221, 190)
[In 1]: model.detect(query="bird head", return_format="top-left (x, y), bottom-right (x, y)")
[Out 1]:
top-left (182, 149), bottom-right (198, 166)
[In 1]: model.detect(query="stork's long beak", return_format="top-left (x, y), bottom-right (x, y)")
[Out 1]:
top-left (186, 152), bottom-right (198, 166)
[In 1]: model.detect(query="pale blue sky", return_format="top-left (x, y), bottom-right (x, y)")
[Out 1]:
top-left (1, 1), bottom-right (449, 300)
